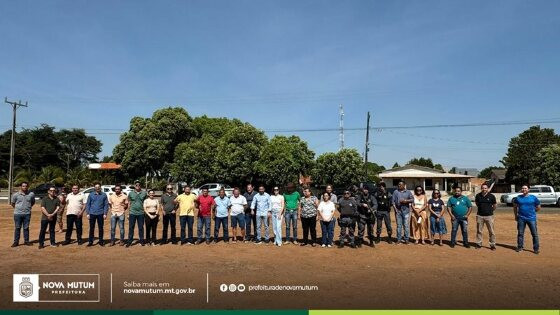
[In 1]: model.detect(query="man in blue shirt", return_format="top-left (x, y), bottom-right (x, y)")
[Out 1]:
top-left (447, 186), bottom-right (473, 248)
top-left (213, 188), bottom-right (231, 243)
top-left (391, 181), bottom-right (414, 245)
top-left (513, 185), bottom-right (541, 254)
top-left (85, 183), bottom-right (109, 247)
top-left (250, 185), bottom-right (271, 244)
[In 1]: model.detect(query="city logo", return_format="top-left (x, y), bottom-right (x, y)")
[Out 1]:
top-left (13, 274), bottom-right (39, 302)
top-left (19, 277), bottom-right (33, 298)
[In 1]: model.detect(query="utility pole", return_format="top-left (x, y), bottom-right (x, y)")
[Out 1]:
top-left (4, 97), bottom-right (28, 204)
top-left (339, 104), bottom-right (345, 151)
top-left (364, 111), bottom-right (371, 179)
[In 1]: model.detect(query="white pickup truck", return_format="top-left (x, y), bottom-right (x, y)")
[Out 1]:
top-left (500, 185), bottom-right (560, 206)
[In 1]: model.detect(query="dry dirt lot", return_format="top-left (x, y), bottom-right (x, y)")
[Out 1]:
top-left (1, 204), bottom-right (559, 310)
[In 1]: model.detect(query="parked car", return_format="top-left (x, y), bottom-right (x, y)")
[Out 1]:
top-left (500, 185), bottom-right (560, 206)
top-left (80, 185), bottom-right (134, 200)
top-left (191, 183), bottom-right (234, 197)
top-left (30, 183), bottom-right (65, 198)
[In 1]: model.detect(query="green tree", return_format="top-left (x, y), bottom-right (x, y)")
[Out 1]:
top-left (531, 144), bottom-right (560, 188)
top-left (170, 135), bottom-right (219, 187)
top-left (408, 157), bottom-right (435, 168)
top-left (192, 115), bottom-right (244, 140)
top-left (392, 162), bottom-right (400, 169)
top-left (255, 135), bottom-right (315, 186)
top-left (113, 107), bottom-right (195, 179)
top-left (312, 149), bottom-right (364, 188)
top-left (501, 126), bottom-right (560, 185)
top-left (36, 166), bottom-right (65, 186)
top-left (479, 166), bottom-right (505, 179)
top-left (57, 129), bottom-right (102, 172)
top-left (214, 124), bottom-right (267, 186)
top-left (365, 162), bottom-right (385, 182)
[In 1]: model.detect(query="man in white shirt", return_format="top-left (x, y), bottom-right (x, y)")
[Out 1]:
top-left (63, 185), bottom-right (86, 245)
top-left (229, 188), bottom-right (247, 243)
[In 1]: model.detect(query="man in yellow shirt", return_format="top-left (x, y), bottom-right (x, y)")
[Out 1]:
top-left (175, 185), bottom-right (197, 245)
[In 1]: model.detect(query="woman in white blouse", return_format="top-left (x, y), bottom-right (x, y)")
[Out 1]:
top-left (318, 192), bottom-right (336, 248)
top-left (270, 187), bottom-right (285, 247)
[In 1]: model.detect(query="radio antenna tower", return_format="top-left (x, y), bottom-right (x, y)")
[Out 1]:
top-left (339, 104), bottom-right (345, 151)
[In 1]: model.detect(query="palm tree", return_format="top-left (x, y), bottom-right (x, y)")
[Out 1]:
top-left (36, 166), bottom-right (65, 186)
top-left (66, 167), bottom-right (91, 187)
top-left (14, 169), bottom-right (34, 186)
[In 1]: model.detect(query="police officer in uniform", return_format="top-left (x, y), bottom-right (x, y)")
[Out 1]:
top-left (356, 186), bottom-right (378, 247)
top-left (337, 190), bottom-right (358, 248)
top-left (374, 182), bottom-right (393, 244)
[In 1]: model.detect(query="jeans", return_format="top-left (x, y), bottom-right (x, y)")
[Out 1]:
top-left (13, 213), bottom-right (31, 244)
top-left (39, 219), bottom-right (56, 246)
top-left (301, 216), bottom-right (317, 244)
top-left (395, 210), bottom-right (411, 242)
top-left (376, 211), bottom-right (393, 236)
top-left (88, 214), bottom-right (104, 244)
top-left (162, 213), bottom-right (177, 242)
top-left (451, 216), bottom-right (469, 246)
top-left (272, 213), bottom-right (283, 245)
top-left (244, 213), bottom-right (253, 240)
top-left (65, 214), bottom-right (83, 242)
top-left (214, 217), bottom-right (229, 241)
top-left (145, 214), bottom-right (159, 243)
top-left (256, 215), bottom-right (269, 242)
top-left (517, 218), bottom-right (539, 251)
top-left (180, 215), bottom-right (194, 243)
top-left (284, 210), bottom-right (298, 241)
top-left (320, 219), bottom-right (335, 246)
top-left (110, 214), bottom-right (125, 242)
top-left (128, 214), bottom-right (145, 243)
top-left (197, 216), bottom-right (211, 241)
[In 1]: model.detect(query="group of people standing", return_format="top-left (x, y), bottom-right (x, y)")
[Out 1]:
top-left (9, 180), bottom-right (541, 254)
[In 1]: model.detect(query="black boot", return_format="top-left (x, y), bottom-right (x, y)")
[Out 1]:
top-left (375, 235), bottom-right (381, 244)
top-left (387, 235), bottom-right (393, 244)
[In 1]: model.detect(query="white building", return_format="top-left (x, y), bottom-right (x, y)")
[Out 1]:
top-left (378, 165), bottom-right (474, 193)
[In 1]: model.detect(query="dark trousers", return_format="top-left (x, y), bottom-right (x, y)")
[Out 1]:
top-left (39, 219), bottom-right (56, 246)
top-left (451, 216), bottom-right (469, 246)
top-left (145, 214), bottom-right (159, 243)
top-left (14, 214), bottom-right (31, 244)
top-left (357, 215), bottom-right (375, 242)
top-left (376, 211), bottom-right (393, 236)
top-left (162, 213), bottom-right (177, 242)
top-left (65, 214), bottom-right (83, 242)
top-left (88, 214), bottom-right (104, 244)
top-left (180, 215), bottom-right (194, 243)
top-left (320, 220), bottom-right (335, 246)
top-left (244, 213), bottom-right (253, 240)
top-left (214, 217), bottom-right (229, 240)
top-left (339, 216), bottom-right (356, 244)
top-left (128, 214), bottom-right (145, 243)
top-left (301, 216), bottom-right (317, 244)
top-left (517, 218), bottom-right (539, 251)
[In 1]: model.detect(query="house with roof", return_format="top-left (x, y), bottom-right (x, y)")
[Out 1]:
top-left (378, 164), bottom-right (474, 193)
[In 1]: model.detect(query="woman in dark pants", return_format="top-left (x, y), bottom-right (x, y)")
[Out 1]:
top-left (299, 188), bottom-right (319, 247)
top-left (143, 190), bottom-right (161, 246)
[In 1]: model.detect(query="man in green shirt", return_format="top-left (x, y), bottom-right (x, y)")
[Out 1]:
top-left (39, 187), bottom-right (61, 249)
top-left (127, 181), bottom-right (147, 247)
top-left (283, 183), bottom-right (300, 245)
top-left (447, 186), bottom-right (473, 248)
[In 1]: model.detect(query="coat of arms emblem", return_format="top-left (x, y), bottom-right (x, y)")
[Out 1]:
top-left (19, 277), bottom-right (33, 298)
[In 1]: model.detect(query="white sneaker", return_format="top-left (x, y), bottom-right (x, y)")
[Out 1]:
top-left (327, 245), bottom-right (333, 248)
top-left (321, 244), bottom-right (326, 248)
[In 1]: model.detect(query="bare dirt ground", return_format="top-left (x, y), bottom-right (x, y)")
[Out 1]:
top-left (1, 204), bottom-right (559, 310)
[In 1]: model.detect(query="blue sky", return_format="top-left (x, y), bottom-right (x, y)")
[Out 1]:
top-left (1, 0), bottom-right (559, 169)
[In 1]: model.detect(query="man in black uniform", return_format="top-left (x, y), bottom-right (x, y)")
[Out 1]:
top-left (337, 190), bottom-right (358, 249)
top-left (356, 186), bottom-right (378, 247)
top-left (375, 182), bottom-right (393, 244)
